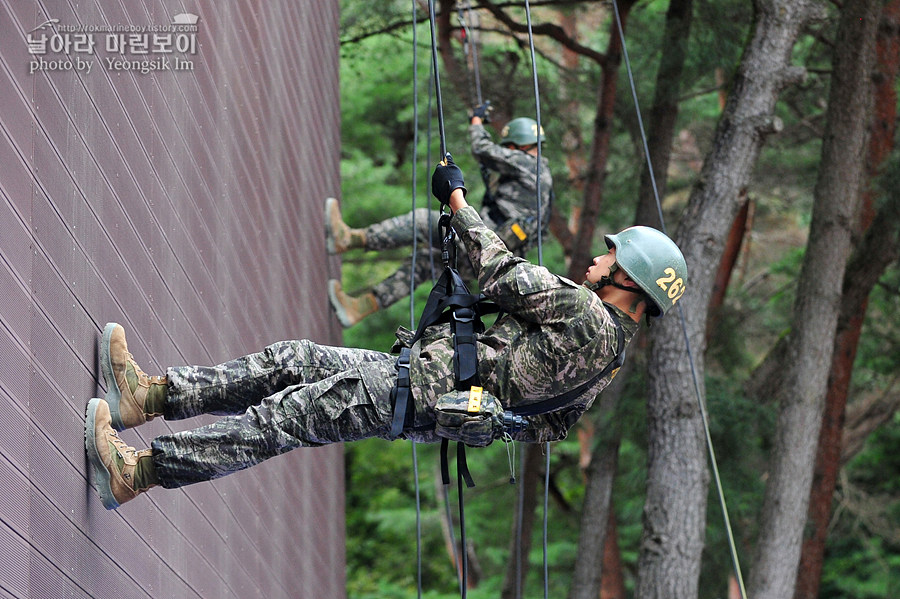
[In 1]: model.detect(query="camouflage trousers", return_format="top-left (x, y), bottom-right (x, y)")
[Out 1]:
top-left (364, 208), bottom-right (476, 308)
top-left (150, 340), bottom-right (399, 489)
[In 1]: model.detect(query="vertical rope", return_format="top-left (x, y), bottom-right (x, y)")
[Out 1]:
top-left (524, 0), bottom-right (544, 268)
top-left (543, 448), bottom-right (551, 599)
top-left (457, 0), bottom-right (484, 106)
top-left (426, 58), bottom-right (437, 281)
top-left (610, 2), bottom-right (748, 597)
top-left (427, 0), bottom-right (447, 157)
top-left (424, 6), bottom-right (465, 596)
top-left (411, 0), bottom-right (420, 328)
top-left (458, 444), bottom-right (469, 598)
top-left (523, 3), bottom-right (550, 598)
top-left (515, 449), bottom-right (525, 599)
top-left (444, 480), bottom-right (464, 595)
top-left (409, 4), bottom-right (424, 598)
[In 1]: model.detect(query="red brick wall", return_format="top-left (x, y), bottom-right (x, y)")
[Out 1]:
top-left (0, 2), bottom-right (345, 597)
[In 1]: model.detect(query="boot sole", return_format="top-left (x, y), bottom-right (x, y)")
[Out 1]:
top-left (84, 398), bottom-right (120, 510)
top-left (325, 197), bottom-right (338, 254)
top-left (327, 280), bottom-right (354, 328)
top-left (100, 322), bottom-right (126, 432)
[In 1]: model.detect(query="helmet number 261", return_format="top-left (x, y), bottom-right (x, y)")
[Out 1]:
top-left (656, 267), bottom-right (685, 305)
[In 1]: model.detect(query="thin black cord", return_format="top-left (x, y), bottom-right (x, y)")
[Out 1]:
top-left (610, 2), bottom-right (748, 597)
top-left (466, 1), bottom-right (484, 106)
top-left (425, 4), bottom-right (464, 596)
top-left (515, 449), bottom-right (525, 599)
top-left (458, 446), bottom-right (469, 599)
top-left (444, 483), bottom-right (464, 595)
top-left (543, 448), bottom-right (550, 599)
top-left (427, 0), bottom-right (447, 157)
top-left (457, 0), bottom-right (484, 106)
top-left (410, 5), bottom-right (424, 598)
top-left (412, 444), bottom-right (423, 599)
top-left (524, 0), bottom-right (544, 268)
top-left (427, 59), bottom-right (437, 281)
top-left (523, 3), bottom-right (550, 597)
top-left (411, 0), bottom-right (420, 329)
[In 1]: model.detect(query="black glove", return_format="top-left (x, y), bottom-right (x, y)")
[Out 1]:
top-left (471, 101), bottom-right (492, 122)
top-left (431, 153), bottom-right (467, 206)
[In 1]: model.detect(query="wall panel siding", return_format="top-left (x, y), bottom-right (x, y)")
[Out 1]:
top-left (0, 1), bottom-right (345, 597)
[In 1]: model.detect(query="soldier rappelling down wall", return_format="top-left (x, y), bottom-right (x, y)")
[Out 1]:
top-left (326, 105), bottom-right (553, 327)
top-left (84, 160), bottom-right (687, 510)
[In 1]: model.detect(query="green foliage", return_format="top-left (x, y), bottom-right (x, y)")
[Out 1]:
top-left (337, 1), bottom-right (900, 597)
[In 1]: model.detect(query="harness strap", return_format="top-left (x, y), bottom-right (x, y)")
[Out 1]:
top-left (390, 348), bottom-right (413, 439)
top-left (389, 266), bottom-right (499, 441)
top-left (510, 304), bottom-right (626, 417)
top-left (440, 438), bottom-right (476, 488)
top-left (452, 306), bottom-right (478, 388)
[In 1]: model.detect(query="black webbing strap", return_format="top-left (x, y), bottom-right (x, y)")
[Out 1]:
top-left (390, 348), bottom-right (413, 439)
top-left (388, 266), bottom-right (499, 441)
top-left (510, 303), bottom-right (626, 417)
top-left (440, 438), bottom-right (476, 488)
top-left (439, 439), bottom-right (475, 599)
top-left (456, 441), bottom-right (471, 597)
top-left (452, 303), bottom-right (478, 389)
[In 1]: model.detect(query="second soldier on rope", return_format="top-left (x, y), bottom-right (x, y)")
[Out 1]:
top-left (326, 106), bottom-right (553, 327)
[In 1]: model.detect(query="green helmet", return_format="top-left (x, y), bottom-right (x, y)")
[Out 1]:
top-left (604, 226), bottom-right (688, 316)
top-left (500, 117), bottom-right (545, 146)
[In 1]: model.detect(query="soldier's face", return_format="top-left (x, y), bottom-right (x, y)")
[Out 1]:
top-left (585, 248), bottom-right (640, 289)
top-left (585, 248), bottom-right (617, 284)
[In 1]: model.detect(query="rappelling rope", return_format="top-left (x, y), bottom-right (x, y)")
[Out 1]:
top-left (427, 0), bottom-right (448, 159)
top-left (521, 2), bottom-right (552, 598)
top-left (457, 0), bottom-right (484, 107)
top-left (426, 2), bottom-right (468, 597)
top-left (411, 2), bottom-right (551, 596)
top-left (524, 0), bottom-right (544, 270)
top-left (409, 3), bottom-right (424, 597)
top-left (610, 1), bottom-right (748, 597)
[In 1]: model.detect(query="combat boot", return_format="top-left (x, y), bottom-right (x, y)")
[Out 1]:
top-left (328, 279), bottom-right (379, 327)
top-left (85, 398), bottom-right (158, 510)
top-left (101, 322), bottom-right (167, 431)
top-left (325, 197), bottom-right (367, 254)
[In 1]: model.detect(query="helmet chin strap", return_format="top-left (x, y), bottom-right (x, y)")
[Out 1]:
top-left (584, 262), bottom-right (646, 313)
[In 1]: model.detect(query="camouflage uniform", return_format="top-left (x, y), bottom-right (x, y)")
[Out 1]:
top-left (359, 125), bottom-right (553, 310)
top-left (469, 123), bottom-right (552, 255)
top-left (364, 208), bottom-right (476, 309)
top-left (150, 206), bottom-right (636, 489)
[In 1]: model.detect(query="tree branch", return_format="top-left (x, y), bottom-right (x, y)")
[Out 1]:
top-left (841, 383), bottom-right (900, 464)
top-left (477, 0), bottom-right (608, 65)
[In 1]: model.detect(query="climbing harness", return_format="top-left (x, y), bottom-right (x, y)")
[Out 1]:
top-left (408, 3), bottom-right (476, 596)
top-left (445, 2), bottom-right (553, 597)
top-left (389, 219), bottom-right (503, 599)
top-left (610, 1), bottom-right (749, 597)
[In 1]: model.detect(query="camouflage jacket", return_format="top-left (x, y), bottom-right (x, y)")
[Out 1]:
top-left (402, 207), bottom-right (638, 444)
top-left (469, 124), bottom-right (553, 253)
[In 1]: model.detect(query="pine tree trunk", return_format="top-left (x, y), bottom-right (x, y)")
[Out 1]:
top-left (566, 0), bottom-right (634, 281)
top-left (634, 0), bottom-right (694, 230)
top-left (638, 2), bottom-right (824, 597)
top-left (747, 2), bottom-right (880, 598)
top-left (568, 357), bottom-right (632, 599)
top-left (794, 8), bottom-right (900, 595)
top-left (600, 511), bottom-right (626, 599)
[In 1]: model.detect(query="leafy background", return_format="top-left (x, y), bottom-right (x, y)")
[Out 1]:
top-left (336, 2), bottom-right (900, 597)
